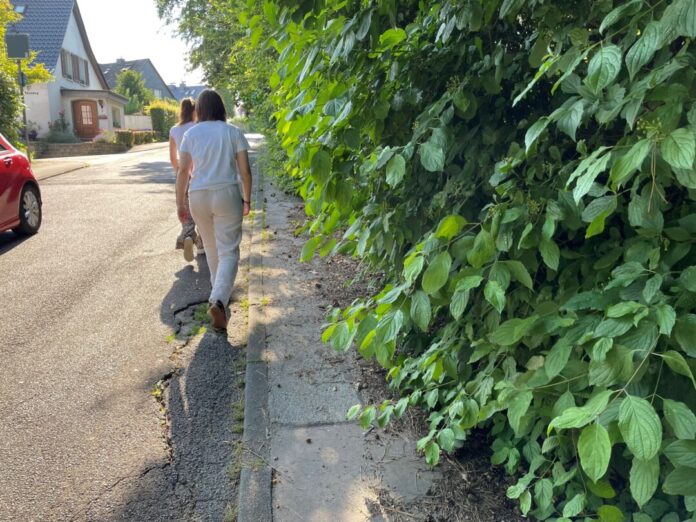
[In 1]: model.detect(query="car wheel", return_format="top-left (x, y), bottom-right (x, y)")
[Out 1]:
top-left (13, 184), bottom-right (42, 235)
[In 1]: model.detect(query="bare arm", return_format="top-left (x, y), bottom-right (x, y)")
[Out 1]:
top-left (236, 150), bottom-right (252, 216)
top-left (176, 152), bottom-right (193, 222)
top-left (169, 136), bottom-right (178, 170)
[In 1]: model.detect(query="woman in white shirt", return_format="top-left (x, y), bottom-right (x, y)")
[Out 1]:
top-left (176, 90), bottom-right (252, 330)
top-left (169, 98), bottom-right (202, 261)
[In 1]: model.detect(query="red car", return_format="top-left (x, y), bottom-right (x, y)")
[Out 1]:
top-left (0, 133), bottom-right (42, 235)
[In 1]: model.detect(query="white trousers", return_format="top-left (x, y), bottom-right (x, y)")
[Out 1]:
top-left (189, 184), bottom-right (243, 306)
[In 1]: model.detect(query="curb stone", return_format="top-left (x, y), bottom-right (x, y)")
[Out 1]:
top-left (237, 162), bottom-right (273, 522)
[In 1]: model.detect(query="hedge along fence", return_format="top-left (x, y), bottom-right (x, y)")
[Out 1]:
top-left (147, 99), bottom-right (178, 140)
top-left (256, 0), bottom-right (696, 520)
top-left (115, 130), bottom-right (158, 147)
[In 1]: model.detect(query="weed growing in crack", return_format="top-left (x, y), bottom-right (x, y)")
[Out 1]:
top-left (165, 333), bottom-right (177, 343)
top-left (223, 504), bottom-right (237, 522)
top-left (239, 298), bottom-right (250, 312)
top-left (260, 297), bottom-right (271, 307)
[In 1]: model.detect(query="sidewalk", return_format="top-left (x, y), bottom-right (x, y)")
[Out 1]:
top-left (238, 171), bottom-right (440, 521)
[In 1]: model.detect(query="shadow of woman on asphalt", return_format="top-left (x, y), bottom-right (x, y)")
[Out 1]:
top-left (160, 259), bottom-right (211, 328)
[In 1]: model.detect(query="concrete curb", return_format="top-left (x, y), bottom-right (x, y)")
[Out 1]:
top-left (33, 163), bottom-right (90, 181)
top-left (237, 163), bottom-right (273, 521)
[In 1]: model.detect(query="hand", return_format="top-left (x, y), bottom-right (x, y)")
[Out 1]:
top-left (242, 201), bottom-right (251, 217)
top-left (177, 204), bottom-right (190, 223)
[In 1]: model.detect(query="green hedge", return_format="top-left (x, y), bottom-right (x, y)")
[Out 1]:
top-left (0, 69), bottom-right (20, 143)
top-left (258, 0), bottom-right (696, 520)
top-left (149, 105), bottom-right (177, 140)
top-left (114, 130), bottom-right (158, 147)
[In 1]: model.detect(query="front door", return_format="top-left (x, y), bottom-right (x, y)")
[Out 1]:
top-left (72, 100), bottom-right (99, 139)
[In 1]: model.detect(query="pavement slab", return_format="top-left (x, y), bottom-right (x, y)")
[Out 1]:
top-left (237, 172), bottom-right (442, 521)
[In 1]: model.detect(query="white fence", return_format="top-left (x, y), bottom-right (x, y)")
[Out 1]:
top-left (124, 114), bottom-right (153, 130)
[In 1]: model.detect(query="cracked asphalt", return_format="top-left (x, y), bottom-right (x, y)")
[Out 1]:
top-left (0, 148), bottom-right (246, 521)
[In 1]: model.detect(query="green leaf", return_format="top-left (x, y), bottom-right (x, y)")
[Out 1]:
top-left (534, 478), bottom-right (553, 510)
top-left (663, 399), bottom-right (696, 439)
top-left (663, 467), bottom-right (696, 496)
top-left (598, 505), bottom-right (625, 522)
top-left (562, 493), bottom-right (585, 518)
top-left (456, 275), bottom-right (483, 292)
top-left (546, 340), bottom-right (572, 378)
top-left (665, 440), bottom-right (696, 468)
top-left (549, 390), bottom-right (613, 432)
top-left (507, 390), bottom-right (533, 436)
top-left (301, 236), bottom-right (322, 262)
top-left (572, 153), bottom-right (611, 203)
top-left (661, 128), bottom-right (696, 170)
top-left (661, 350), bottom-right (696, 389)
top-left (346, 404), bottom-right (361, 420)
top-left (607, 301), bottom-right (643, 318)
top-left (540, 237), bottom-right (560, 271)
top-left (379, 28), bottom-right (407, 49)
top-left (437, 428), bottom-right (455, 452)
top-left (556, 99), bottom-right (584, 141)
top-left (435, 215), bottom-right (467, 240)
top-left (600, 0), bottom-right (642, 34)
top-left (424, 440), bottom-right (440, 466)
top-left (618, 395), bottom-right (662, 460)
top-left (519, 490), bottom-right (532, 516)
top-left (420, 141), bottom-right (445, 172)
top-left (525, 117), bottom-right (549, 152)
top-left (626, 21), bottom-right (661, 79)
top-left (330, 321), bottom-right (354, 351)
top-left (450, 289), bottom-right (470, 320)
top-left (484, 280), bottom-right (505, 313)
top-left (610, 139), bottom-right (652, 187)
top-left (410, 290), bottom-right (431, 332)
top-left (489, 316), bottom-right (537, 346)
top-left (630, 456), bottom-right (660, 508)
top-left (578, 423), bottom-right (612, 482)
top-left (655, 304), bottom-right (676, 335)
top-left (403, 254), bottom-right (425, 285)
top-left (422, 252), bottom-right (452, 295)
top-left (674, 0), bottom-right (696, 38)
top-left (503, 260), bottom-right (534, 289)
top-left (385, 153), bottom-right (406, 188)
top-left (467, 229), bottom-right (495, 268)
top-left (643, 274), bottom-right (663, 304)
top-left (586, 45), bottom-right (622, 93)
top-left (675, 314), bottom-right (696, 357)
top-left (310, 149), bottom-right (332, 185)
top-left (680, 266), bottom-right (696, 292)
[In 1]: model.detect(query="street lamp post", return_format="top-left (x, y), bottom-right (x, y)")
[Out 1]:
top-left (5, 33), bottom-right (31, 163)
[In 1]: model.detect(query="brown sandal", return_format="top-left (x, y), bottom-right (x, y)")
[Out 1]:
top-left (208, 300), bottom-right (228, 330)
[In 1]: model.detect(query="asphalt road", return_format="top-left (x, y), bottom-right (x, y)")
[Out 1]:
top-left (0, 148), bottom-right (225, 520)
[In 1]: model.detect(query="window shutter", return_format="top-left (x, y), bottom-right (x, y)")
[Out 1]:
top-left (72, 54), bottom-right (80, 83)
top-left (60, 50), bottom-right (67, 78)
top-left (83, 59), bottom-right (89, 86)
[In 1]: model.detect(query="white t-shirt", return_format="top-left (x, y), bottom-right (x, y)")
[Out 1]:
top-left (169, 122), bottom-right (196, 151)
top-left (179, 121), bottom-right (250, 192)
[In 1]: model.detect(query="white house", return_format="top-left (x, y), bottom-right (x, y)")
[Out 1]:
top-left (12, 0), bottom-right (127, 139)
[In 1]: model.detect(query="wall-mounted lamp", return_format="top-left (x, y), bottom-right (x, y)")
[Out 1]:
top-left (98, 100), bottom-right (104, 109)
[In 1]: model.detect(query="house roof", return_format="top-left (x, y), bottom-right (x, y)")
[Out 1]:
top-left (10, 0), bottom-right (74, 72)
top-left (168, 83), bottom-right (208, 102)
top-left (11, 0), bottom-right (110, 89)
top-left (100, 59), bottom-right (176, 99)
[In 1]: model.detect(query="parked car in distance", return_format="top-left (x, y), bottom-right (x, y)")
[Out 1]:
top-left (0, 133), bottom-right (42, 235)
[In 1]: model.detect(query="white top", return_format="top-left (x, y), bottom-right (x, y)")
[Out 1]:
top-left (179, 121), bottom-right (250, 192)
top-left (169, 122), bottom-right (196, 151)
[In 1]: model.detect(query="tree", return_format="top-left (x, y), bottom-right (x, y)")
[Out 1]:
top-left (0, 0), bottom-right (51, 142)
top-left (114, 69), bottom-right (153, 115)
top-left (155, 0), bottom-right (275, 126)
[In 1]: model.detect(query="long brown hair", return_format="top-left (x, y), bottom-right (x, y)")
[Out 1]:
top-left (178, 97), bottom-right (195, 124)
top-left (195, 89), bottom-right (227, 122)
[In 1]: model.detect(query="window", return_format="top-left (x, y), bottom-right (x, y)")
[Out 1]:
top-left (112, 107), bottom-right (121, 128)
top-left (60, 49), bottom-right (90, 86)
top-left (14, 5), bottom-right (26, 14)
top-left (81, 105), bottom-right (93, 125)
top-left (153, 89), bottom-right (162, 99)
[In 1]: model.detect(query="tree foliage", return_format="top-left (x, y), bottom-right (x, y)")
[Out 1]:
top-left (155, 0), bottom-right (276, 122)
top-left (0, 0), bottom-right (52, 141)
top-left (114, 69), bottom-right (154, 115)
top-left (237, 0), bottom-right (696, 519)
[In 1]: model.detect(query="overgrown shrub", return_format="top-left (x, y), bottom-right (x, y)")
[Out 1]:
top-left (93, 130), bottom-right (116, 144)
top-left (256, 1), bottom-right (696, 520)
top-left (41, 130), bottom-right (79, 144)
top-left (132, 130), bottom-right (158, 145)
top-left (147, 99), bottom-right (178, 139)
top-left (115, 130), bottom-right (134, 148)
top-left (0, 69), bottom-right (20, 142)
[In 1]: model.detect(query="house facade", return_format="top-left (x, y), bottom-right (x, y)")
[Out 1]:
top-left (100, 59), bottom-right (175, 100)
top-left (12, 0), bottom-right (127, 139)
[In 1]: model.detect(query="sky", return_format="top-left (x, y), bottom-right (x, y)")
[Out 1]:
top-left (77, 0), bottom-right (205, 86)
